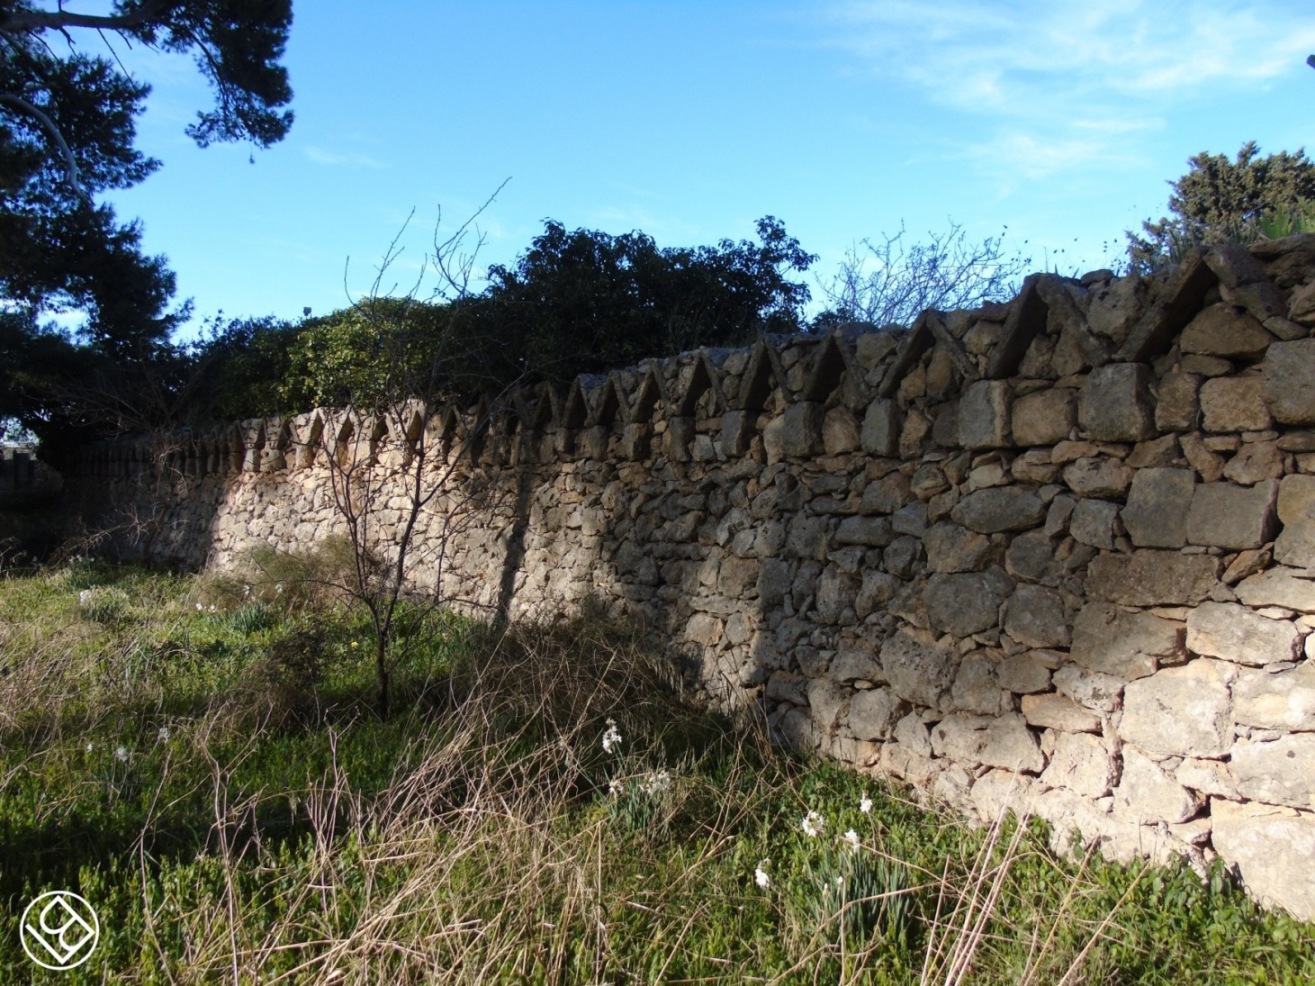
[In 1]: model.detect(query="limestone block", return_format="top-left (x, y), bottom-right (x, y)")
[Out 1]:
top-left (924, 522), bottom-right (994, 573)
top-left (1011, 387), bottom-right (1077, 447)
top-left (1179, 431), bottom-right (1225, 481)
top-left (1201, 375), bottom-right (1273, 432)
top-left (1087, 274), bottom-right (1147, 344)
top-left (891, 501), bottom-right (928, 537)
top-left (861, 398), bottom-right (900, 457)
top-left (1005, 530), bottom-right (1056, 581)
top-left (1185, 602), bottom-right (1301, 666)
top-left (883, 535), bottom-right (922, 578)
top-left (1185, 480), bottom-right (1279, 550)
top-left (807, 677), bottom-right (848, 734)
top-left (1155, 371), bottom-right (1202, 433)
top-left (930, 712), bottom-right (1046, 773)
top-left (1125, 433), bottom-right (1181, 469)
top-left (924, 570), bottom-right (1013, 636)
top-left (1069, 499), bottom-right (1119, 549)
top-left (1175, 758), bottom-right (1238, 799)
top-left (766, 671), bottom-right (809, 705)
top-left (1290, 282), bottom-right (1315, 326)
top-left (959, 380), bottom-right (1013, 449)
top-left (718, 410), bottom-right (752, 456)
top-left (1211, 799), bottom-right (1315, 923)
top-left (949, 653), bottom-right (1009, 715)
top-left (894, 711), bottom-right (933, 756)
top-left (846, 687), bottom-right (906, 740)
top-left (1223, 441), bottom-right (1283, 485)
top-left (833, 515), bottom-right (894, 547)
top-left (815, 567), bottom-right (860, 624)
top-left (997, 652), bottom-right (1054, 694)
top-left (1021, 693), bottom-right (1101, 733)
top-left (780, 402), bottom-right (825, 458)
top-left (1233, 662), bottom-right (1315, 731)
top-left (855, 571), bottom-right (898, 618)
top-left (1262, 338), bottom-right (1315, 426)
top-left (880, 628), bottom-right (960, 708)
top-left (757, 558), bottom-right (792, 607)
top-left (971, 769), bottom-right (1036, 825)
top-left (685, 613), bottom-right (723, 648)
top-left (776, 706), bottom-right (818, 751)
top-left (950, 487), bottom-right (1047, 534)
top-left (1119, 659), bottom-right (1234, 758)
top-left (1002, 583), bottom-right (1070, 648)
top-left (786, 515), bottom-right (828, 560)
top-left (1235, 567), bottom-right (1315, 612)
top-left (898, 407), bottom-right (932, 458)
top-left (1086, 550), bottom-right (1220, 607)
top-left (1042, 732), bottom-right (1117, 798)
top-left (1070, 602), bottom-right (1183, 680)
top-left (1079, 363), bottom-right (1155, 442)
top-left (1062, 456), bottom-right (1133, 498)
top-left (1275, 474), bottom-right (1315, 567)
top-left (823, 406), bottom-right (861, 455)
top-left (861, 471), bottom-right (911, 514)
top-left (1231, 734), bottom-right (1315, 810)
top-left (1122, 467), bottom-right (1195, 548)
top-left (1114, 746), bottom-right (1203, 824)
top-left (1180, 303), bottom-right (1273, 358)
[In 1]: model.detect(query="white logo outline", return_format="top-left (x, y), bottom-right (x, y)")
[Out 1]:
top-left (20, 890), bottom-right (100, 971)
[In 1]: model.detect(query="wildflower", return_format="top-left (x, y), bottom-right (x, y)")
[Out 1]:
top-left (640, 769), bottom-right (672, 797)
top-left (608, 778), bottom-right (625, 797)
top-left (208, 604), bottom-right (216, 613)
top-left (755, 863), bottom-right (771, 889)
top-left (601, 718), bottom-right (622, 754)
top-left (114, 746), bottom-right (128, 762)
top-left (801, 810), bottom-right (825, 838)
top-left (843, 828), bottom-right (860, 850)
top-left (350, 640), bottom-right (359, 650)
top-left (195, 602), bottom-right (204, 612)
top-left (860, 794), bottom-right (873, 814)
top-left (243, 584), bottom-right (252, 597)
top-left (78, 589), bottom-right (92, 607)
top-left (85, 742), bottom-right (94, 753)
top-left (157, 726), bottom-right (170, 743)
top-left (275, 583), bottom-right (284, 595)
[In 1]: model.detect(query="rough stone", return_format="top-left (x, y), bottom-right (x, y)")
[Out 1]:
top-left (1212, 799), bottom-right (1315, 922)
top-left (930, 713), bottom-right (1046, 773)
top-left (1122, 467), bottom-right (1195, 548)
top-left (1070, 602), bottom-right (1184, 680)
top-left (1086, 551), bottom-right (1220, 607)
top-left (1114, 746), bottom-right (1203, 824)
top-left (1231, 734), bottom-right (1315, 810)
top-left (1021, 692), bottom-right (1101, 733)
top-left (1180, 303), bottom-right (1273, 358)
top-left (949, 653), bottom-right (1009, 715)
top-left (1185, 602), bottom-right (1302, 666)
top-left (815, 567), bottom-right (860, 623)
top-left (1012, 388), bottom-right (1077, 447)
top-left (1119, 660), bottom-right (1235, 759)
top-left (861, 471), bottom-right (911, 514)
top-left (1179, 431), bottom-right (1226, 481)
top-left (1223, 441), bottom-right (1284, 485)
top-left (1062, 456), bottom-right (1133, 499)
top-left (807, 677), bottom-right (847, 734)
top-left (950, 487), bottom-right (1047, 534)
top-left (1155, 371), bottom-right (1202, 432)
top-left (924, 522), bottom-right (994, 573)
top-left (1201, 375), bottom-right (1273, 433)
top-left (997, 652), bottom-right (1053, 694)
top-left (834, 516), bottom-right (894, 547)
top-left (1079, 363), bottom-right (1155, 442)
top-left (1053, 664), bottom-right (1124, 713)
top-left (1275, 473), bottom-right (1315, 567)
top-left (1042, 732), bottom-right (1117, 798)
top-left (880, 628), bottom-right (960, 708)
top-left (861, 399), bottom-right (900, 456)
top-left (959, 380), bottom-right (1013, 450)
top-left (1068, 498), bottom-right (1119, 549)
top-left (1262, 338), bottom-right (1315, 426)
top-left (1126, 433), bottom-right (1182, 469)
top-left (1235, 567), bottom-right (1315, 612)
top-left (1002, 583), bottom-right (1071, 648)
top-left (1233, 662), bottom-right (1315, 731)
top-left (1185, 480), bottom-right (1279, 550)
top-left (846, 687), bottom-right (906, 740)
top-left (823, 407), bottom-right (861, 455)
top-left (924, 570), bottom-right (1013, 636)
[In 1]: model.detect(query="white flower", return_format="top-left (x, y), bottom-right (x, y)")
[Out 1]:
top-left (640, 769), bottom-right (671, 797)
top-left (243, 584), bottom-right (252, 597)
top-left (78, 589), bottom-right (92, 607)
top-left (275, 583), bottom-right (284, 595)
top-left (601, 718), bottom-right (622, 754)
top-left (195, 602), bottom-right (204, 611)
top-left (157, 726), bottom-right (170, 743)
top-left (860, 795), bottom-right (873, 814)
top-left (755, 864), bottom-right (771, 889)
top-left (843, 828), bottom-right (860, 850)
top-left (114, 745), bottom-right (128, 762)
top-left (208, 604), bottom-right (216, 613)
top-left (85, 742), bottom-right (94, 753)
top-left (801, 810), bottom-right (825, 838)
top-left (608, 778), bottom-right (625, 797)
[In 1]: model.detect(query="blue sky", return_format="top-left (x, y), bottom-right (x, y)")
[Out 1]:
top-left (89, 0), bottom-right (1315, 340)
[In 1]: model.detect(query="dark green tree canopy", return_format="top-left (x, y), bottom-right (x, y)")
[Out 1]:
top-left (0, 0), bottom-right (293, 454)
top-left (1129, 142), bottom-right (1315, 272)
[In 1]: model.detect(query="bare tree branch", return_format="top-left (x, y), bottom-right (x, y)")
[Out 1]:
top-left (0, 1), bottom-right (172, 35)
top-left (0, 91), bottom-right (91, 204)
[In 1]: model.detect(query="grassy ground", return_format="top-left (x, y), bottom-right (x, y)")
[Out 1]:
top-left (1, 558), bottom-right (1313, 984)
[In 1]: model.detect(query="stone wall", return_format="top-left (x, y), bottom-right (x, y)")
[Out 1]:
top-left (64, 236), bottom-right (1315, 921)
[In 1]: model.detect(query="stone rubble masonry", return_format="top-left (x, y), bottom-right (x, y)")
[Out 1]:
top-left (60, 235), bottom-right (1315, 923)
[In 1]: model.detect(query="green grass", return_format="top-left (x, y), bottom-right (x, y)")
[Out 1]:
top-left (1, 561), bottom-right (1313, 984)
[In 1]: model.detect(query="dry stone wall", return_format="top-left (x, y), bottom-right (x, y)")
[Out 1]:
top-left (65, 235), bottom-right (1315, 922)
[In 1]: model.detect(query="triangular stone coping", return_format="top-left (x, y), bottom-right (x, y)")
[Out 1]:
top-left (560, 378), bottom-right (591, 431)
top-left (876, 310), bottom-right (938, 399)
top-left (802, 330), bottom-right (869, 406)
top-left (527, 383), bottom-right (560, 431)
top-left (630, 367), bottom-right (666, 424)
top-left (589, 373), bottom-right (629, 429)
top-left (675, 350), bottom-right (726, 417)
top-left (738, 340), bottom-right (790, 411)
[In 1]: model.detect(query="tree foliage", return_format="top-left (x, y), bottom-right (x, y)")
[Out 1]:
top-left (0, 0), bottom-right (293, 457)
top-left (1129, 142), bottom-right (1315, 273)
top-left (818, 220), bottom-right (1031, 329)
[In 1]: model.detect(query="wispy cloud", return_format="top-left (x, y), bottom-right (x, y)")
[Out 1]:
top-left (304, 146), bottom-right (388, 170)
top-left (825, 0), bottom-right (1315, 180)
